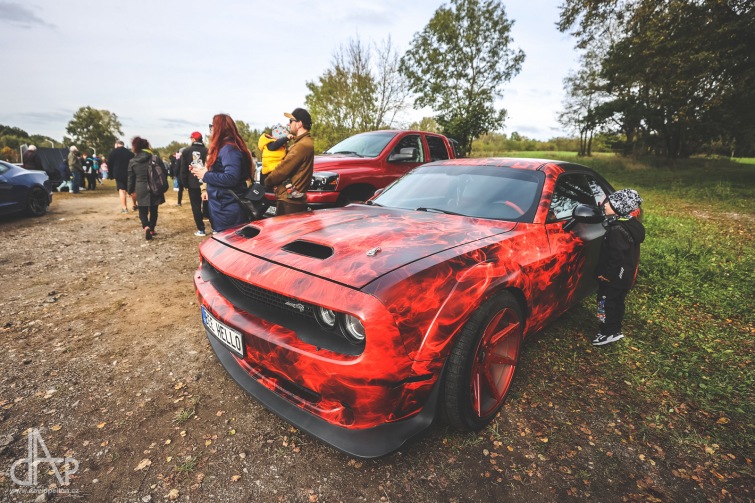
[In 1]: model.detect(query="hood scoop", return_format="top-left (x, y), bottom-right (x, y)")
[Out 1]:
top-left (235, 225), bottom-right (261, 238)
top-left (281, 240), bottom-right (334, 260)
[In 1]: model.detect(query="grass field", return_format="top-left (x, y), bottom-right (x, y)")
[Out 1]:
top-left (496, 152), bottom-right (754, 496)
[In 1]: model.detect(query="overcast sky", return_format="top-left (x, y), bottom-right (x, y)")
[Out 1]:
top-left (0, 0), bottom-right (579, 148)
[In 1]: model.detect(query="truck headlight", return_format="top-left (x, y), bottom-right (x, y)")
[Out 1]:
top-left (310, 172), bottom-right (339, 191)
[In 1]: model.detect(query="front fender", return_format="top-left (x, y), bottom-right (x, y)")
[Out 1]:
top-left (366, 251), bottom-right (529, 363)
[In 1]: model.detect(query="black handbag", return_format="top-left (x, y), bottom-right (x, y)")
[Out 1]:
top-left (227, 183), bottom-right (269, 221)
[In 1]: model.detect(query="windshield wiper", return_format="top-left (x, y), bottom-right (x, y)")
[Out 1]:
top-left (329, 150), bottom-right (364, 157)
top-left (415, 207), bottom-right (465, 216)
top-left (364, 200), bottom-right (383, 206)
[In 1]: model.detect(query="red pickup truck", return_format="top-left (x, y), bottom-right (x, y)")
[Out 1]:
top-left (266, 130), bottom-right (459, 209)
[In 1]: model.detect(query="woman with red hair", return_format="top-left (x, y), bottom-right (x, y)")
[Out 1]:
top-left (190, 114), bottom-right (255, 233)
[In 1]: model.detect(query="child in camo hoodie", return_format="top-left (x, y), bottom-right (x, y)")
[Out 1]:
top-left (593, 189), bottom-right (646, 346)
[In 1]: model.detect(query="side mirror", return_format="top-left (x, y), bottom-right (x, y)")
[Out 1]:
top-left (388, 147), bottom-right (417, 162)
top-left (563, 204), bottom-right (603, 231)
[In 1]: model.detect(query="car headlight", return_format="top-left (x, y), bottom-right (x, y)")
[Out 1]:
top-left (339, 314), bottom-right (365, 344)
top-left (314, 306), bottom-right (338, 331)
top-left (310, 172), bottom-right (339, 191)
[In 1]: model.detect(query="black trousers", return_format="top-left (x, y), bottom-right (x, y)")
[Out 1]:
top-left (86, 173), bottom-right (97, 190)
top-left (176, 182), bottom-right (184, 205)
top-left (138, 205), bottom-right (159, 230)
top-left (597, 283), bottom-right (629, 336)
top-left (187, 188), bottom-right (205, 232)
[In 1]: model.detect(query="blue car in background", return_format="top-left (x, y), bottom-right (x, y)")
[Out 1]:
top-left (0, 160), bottom-right (53, 217)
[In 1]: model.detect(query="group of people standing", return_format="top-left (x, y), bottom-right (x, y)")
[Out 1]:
top-left (102, 107), bottom-right (314, 241)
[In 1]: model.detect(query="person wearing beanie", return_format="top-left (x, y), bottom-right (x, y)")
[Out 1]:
top-left (593, 188), bottom-right (646, 346)
top-left (263, 107), bottom-right (314, 216)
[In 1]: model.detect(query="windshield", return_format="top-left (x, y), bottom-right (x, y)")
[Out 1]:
top-left (323, 132), bottom-right (397, 157)
top-left (372, 164), bottom-right (545, 222)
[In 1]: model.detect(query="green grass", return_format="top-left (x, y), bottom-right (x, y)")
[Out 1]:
top-left (546, 155), bottom-right (754, 454)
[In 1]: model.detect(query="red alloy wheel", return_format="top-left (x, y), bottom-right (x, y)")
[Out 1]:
top-left (469, 307), bottom-right (521, 418)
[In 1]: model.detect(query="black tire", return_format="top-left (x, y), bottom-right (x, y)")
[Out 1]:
top-left (26, 187), bottom-right (49, 217)
top-left (443, 291), bottom-right (523, 431)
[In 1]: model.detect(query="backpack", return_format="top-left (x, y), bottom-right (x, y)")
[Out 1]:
top-left (147, 155), bottom-right (169, 195)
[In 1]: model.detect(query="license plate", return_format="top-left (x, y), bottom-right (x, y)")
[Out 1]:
top-left (202, 307), bottom-right (245, 357)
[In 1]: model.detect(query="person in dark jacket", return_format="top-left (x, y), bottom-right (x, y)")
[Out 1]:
top-left (181, 132), bottom-right (209, 236)
top-left (68, 146), bottom-right (84, 194)
top-left (107, 140), bottom-right (135, 213)
top-left (22, 145), bottom-right (44, 171)
top-left (127, 136), bottom-right (166, 241)
top-left (189, 114), bottom-right (254, 233)
top-left (593, 188), bottom-right (646, 346)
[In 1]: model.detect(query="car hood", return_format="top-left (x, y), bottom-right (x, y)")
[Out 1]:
top-left (216, 206), bottom-right (516, 289)
top-left (313, 155), bottom-right (374, 172)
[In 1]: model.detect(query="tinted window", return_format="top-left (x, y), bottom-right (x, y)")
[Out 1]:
top-left (549, 174), bottom-right (598, 221)
top-left (426, 135), bottom-right (449, 161)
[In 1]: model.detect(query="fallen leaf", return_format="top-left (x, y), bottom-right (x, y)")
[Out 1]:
top-left (134, 458), bottom-right (152, 471)
top-left (97, 422), bottom-right (106, 429)
top-left (716, 417), bottom-right (730, 424)
top-left (51, 424), bottom-right (62, 432)
top-left (230, 475), bottom-right (241, 482)
top-left (167, 488), bottom-right (179, 500)
top-left (165, 439), bottom-right (171, 445)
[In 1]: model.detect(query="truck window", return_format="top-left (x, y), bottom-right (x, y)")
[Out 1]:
top-left (390, 135), bottom-right (424, 163)
top-left (426, 135), bottom-right (450, 161)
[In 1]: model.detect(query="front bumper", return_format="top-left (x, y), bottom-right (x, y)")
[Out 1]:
top-left (206, 331), bottom-right (439, 458)
top-left (194, 238), bottom-right (442, 457)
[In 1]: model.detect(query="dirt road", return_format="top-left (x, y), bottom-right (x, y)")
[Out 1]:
top-left (0, 183), bottom-right (748, 502)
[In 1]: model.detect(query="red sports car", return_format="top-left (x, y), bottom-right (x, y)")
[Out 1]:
top-left (194, 158), bottom-right (619, 458)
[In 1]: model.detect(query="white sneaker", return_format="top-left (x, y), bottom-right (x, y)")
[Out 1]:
top-left (194, 230), bottom-right (206, 237)
top-left (592, 333), bottom-right (624, 346)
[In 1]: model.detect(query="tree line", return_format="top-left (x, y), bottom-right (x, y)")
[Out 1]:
top-left (3, 0), bottom-right (751, 162)
top-left (558, 0), bottom-right (755, 158)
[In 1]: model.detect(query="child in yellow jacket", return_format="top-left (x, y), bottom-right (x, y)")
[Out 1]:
top-left (257, 124), bottom-right (290, 185)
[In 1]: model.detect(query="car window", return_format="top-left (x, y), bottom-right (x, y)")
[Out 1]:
top-left (587, 177), bottom-right (607, 205)
top-left (373, 164), bottom-right (544, 222)
top-left (324, 132), bottom-right (397, 157)
top-left (0, 161), bottom-right (10, 174)
top-left (549, 174), bottom-right (599, 221)
top-left (426, 135), bottom-right (449, 161)
top-left (390, 135), bottom-right (424, 163)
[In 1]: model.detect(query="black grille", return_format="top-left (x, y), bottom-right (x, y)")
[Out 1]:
top-left (225, 275), bottom-right (316, 319)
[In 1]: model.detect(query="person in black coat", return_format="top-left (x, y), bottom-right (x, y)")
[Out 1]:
top-left (107, 140), bottom-right (135, 213)
top-left (22, 145), bottom-right (44, 171)
top-left (180, 132), bottom-right (210, 236)
top-left (127, 137), bottom-right (166, 240)
top-left (593, 189), bottom-right (646, 346)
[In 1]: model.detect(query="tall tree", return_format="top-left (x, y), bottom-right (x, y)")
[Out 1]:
top-left (559, 51), bottom-right (607, 156)
top-left (65, 106), bottom-right (123, 156)
top-left (305, 36), bottom-right (410, 152)
top-left (559, 0), bottom-right (755, 157)
top-left (400, 0), bottom-right (524, 155)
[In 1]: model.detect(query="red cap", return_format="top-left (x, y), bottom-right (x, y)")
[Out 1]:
top-left (190, 131), bottom-right (202, 141)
